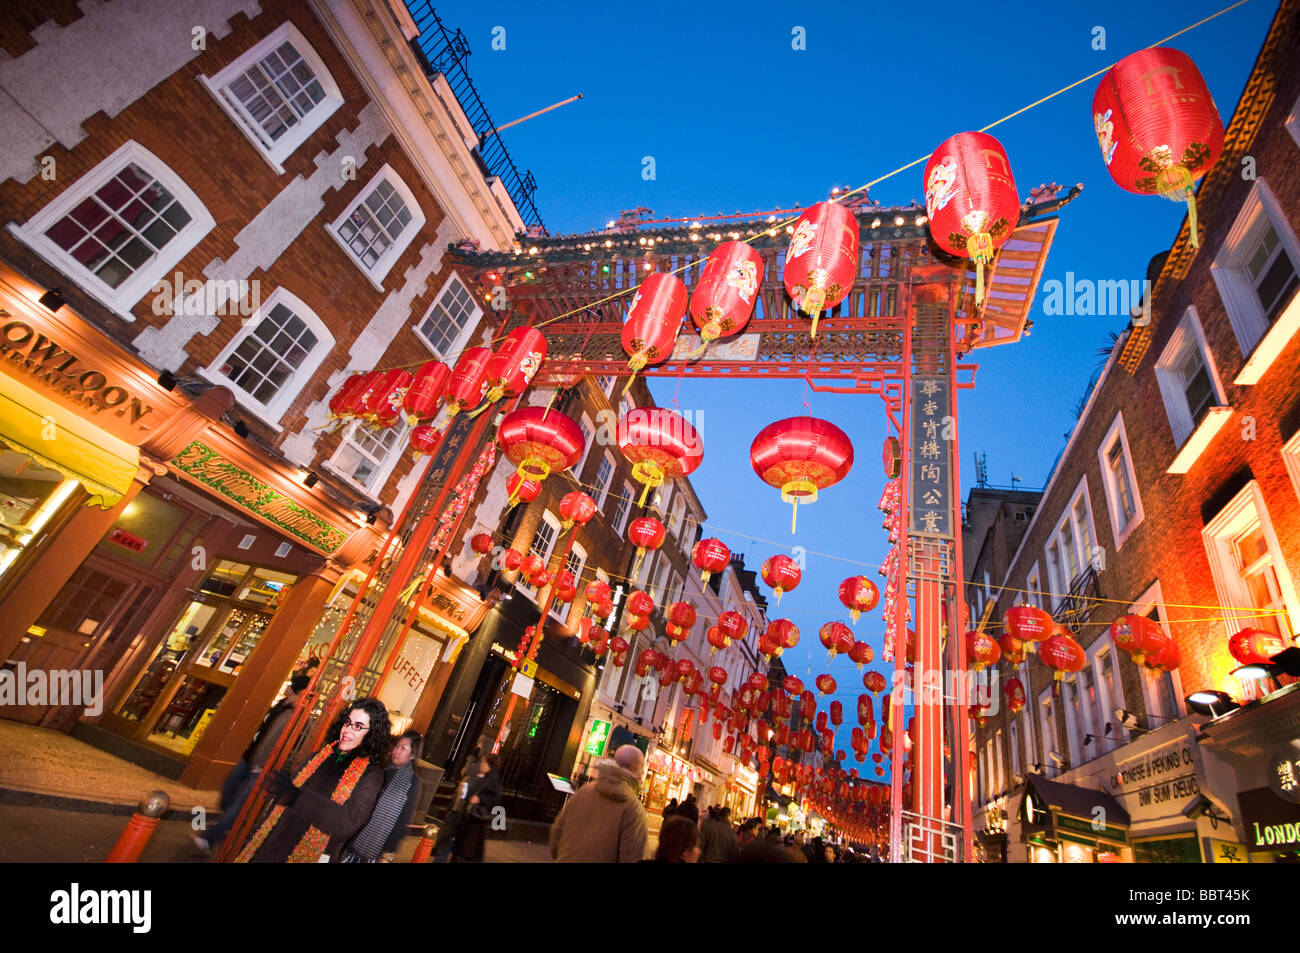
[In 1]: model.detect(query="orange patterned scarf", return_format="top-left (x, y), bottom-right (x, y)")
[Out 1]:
top-left (235, 743), bottom-right (370, 863)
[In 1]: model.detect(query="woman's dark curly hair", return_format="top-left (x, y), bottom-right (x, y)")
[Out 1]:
top-left (326, 697), bottom-right (393, 764)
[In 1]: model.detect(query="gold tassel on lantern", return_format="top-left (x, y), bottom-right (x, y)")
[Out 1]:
top-left (966, 233), bottom-right (994, 306)
top-left (631, 460), bottom-right (664, 506)
top-left (781, 478), bottom-right (818, 534)
top-left (688, 309), bottom-right (724, 360)
top-left (801, 270), bottom-right (830, 339)
top-left (1156, 165), bottom-right (1198, 249)
top-left (621, 351), bottom-right (648, 397)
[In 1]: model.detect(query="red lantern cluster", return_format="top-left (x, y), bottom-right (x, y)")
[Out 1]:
top-left (666, 601), bottom-right (696, 645)
top-left (1109, 615), bottom-right (1179, 672)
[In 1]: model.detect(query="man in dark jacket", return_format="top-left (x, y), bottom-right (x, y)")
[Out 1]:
top-left (677, 793), bottom-right (699, 824)
top-left (698, 805), bottom-right (738, 863)
top-left (451, 753), bottom-right (501, 862)
top-left (192, 675), bottom-right (307, 854)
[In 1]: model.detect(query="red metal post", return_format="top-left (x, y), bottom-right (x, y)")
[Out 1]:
top-left (105, 791), bottom-right (169, 863)
top-left (888, 286), bottom-right (911, 861)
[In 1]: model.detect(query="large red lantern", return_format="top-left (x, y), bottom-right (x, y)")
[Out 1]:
top-left (965, 630), bottom-right (1002, 671)
top-left (444, 346), bottom-right (492, 416)
top-left (359, 368), bottom-right (412, 429)
top-left (558, 490), bottom-right (597, 529)
top-left (820, 621), bottom-right (854, 661)
top-left (403, 360), bottom-right (450, 426)
top-left (750, 416), bottom-right (854, 533)
top-left (760, 554), bottom-right (802, 604)
top-left (519, 553), bottom-right (546, 581)
top-left (691, 537), bottom-right (731, 582)
top-left (783, 201), bottom-right (859, 338)
top-left (1110, 615), bottom-right (1169, 667)
top-left (767, 618), bottom-right (799, 657)
top-left (839, 576), bottom-right (879, 624)
top-left (586, 580), bottom-right (612, 606)
top-left (708, 666), bottom-right (728, 687)
top-left (923, 131), bottom-right (1019, 305)
top-left (1041, 631), bottom-right (1087, 689)
top-left (688, 240), bottom-right (764, 355)
top-left (1228, 628), bottom-right (1287, 666)
top-left (326, 371), bottom-right (375, 430)
top-left (621, 272), bottom-right (687, 390)
top-left (1004, 605), bottom-right (1053, 647)
top-left (667, 601), bottom-right (696, 631)
top-left (627, 516), bottom-right (667, 577)
top-left (499, 548), bottom-right (523, 572)
top-left (1003, 676), bottom-right (1026, 714)
top-left (1093, 48), bottom-right (1224, 249)
top-left (552, 571), bottom-right (577, 603)
top-left (497, 407), bottom-right (585, 504)
top-left (481, 326), bottom-right (547, 406)
top-left (717, 610), bottom-right (749, 645)
top-left (857, 694), bottom-right (874, 726)
top-left (408, 424), bottom-right (443, 459)
top-left (863, 670), bottom-right (887, 696)
top-left (469, 533), bottom-right (493, 555)
top-left (618, 408), bottom-right (703, 506)
top-left (706, 625), bottom-right (730, 654)
top-left (829, 700), bottom-right (843, 727)
top-left (627, 590), bottom-right (655, 619)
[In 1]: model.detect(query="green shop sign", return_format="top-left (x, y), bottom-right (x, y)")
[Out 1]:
top-left (585, 720), bottom-right (611, 756)
top-left (171, 441), bottom-right (349, 554)
top-left (1056, 812), bottom-right (1127, 843)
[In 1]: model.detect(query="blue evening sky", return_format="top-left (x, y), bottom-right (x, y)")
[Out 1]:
top-left (440, 0), bottom-right (1279, 762)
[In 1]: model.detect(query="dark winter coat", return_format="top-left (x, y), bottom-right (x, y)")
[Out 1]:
top-left (451, 769), bottom-right (501, 862)
top-left (698, 814), bottom-right (738, 863)
top-left (249, 748), bottom-right (383, 863)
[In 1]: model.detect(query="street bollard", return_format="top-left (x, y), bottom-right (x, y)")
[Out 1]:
top-left (410, 823), bottom-right (438, 864)
top-left (106, 790), bottom-right (170, 863)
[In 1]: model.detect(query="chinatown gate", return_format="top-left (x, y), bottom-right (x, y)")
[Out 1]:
top-left (217, 189), bottom-right (1075, 863)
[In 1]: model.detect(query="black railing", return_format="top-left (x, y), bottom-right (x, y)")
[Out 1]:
top-left (403, 1), bottom-right (545, 232)
top-left (1052, 564), bottom-right (1103, 630)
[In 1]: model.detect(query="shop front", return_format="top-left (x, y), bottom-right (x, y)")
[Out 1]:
top-left (645, 747), bottom-right (698, 815)
top-left (725, 763), bottom-right (758, 819)
top-left (1019, 775), bottom-right (1131, 863)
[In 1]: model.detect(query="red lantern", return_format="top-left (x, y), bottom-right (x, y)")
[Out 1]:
top-left (621, 272), bottom-right (687, 388)
top-left (816, 674), bottom-right (837, 697)
top-left (848, 641), bottom-right (873, 670)
top-left (816, 711), bottom-right (828, 733)
top-left (481, 326), bottom-right (547, 405)
top-left (609, 635), bottom-right (629, 660)
top-left (444, 347), bottom-right (492, 416)
top-left (922, 131), bottom-right (1019, 305)
top-left (627, 516), bottom-right (667, 576)
top-left (1093, 48), bottom-right (1224, 248)
top-left (839, 576), bottom-right (879, 624)
top-left (628, 616), bottom-right (651, 632)
top-left (718, 610), bottom-right (749, 645)
top-left (1041, 631), bottom-right (1087, 688)
top-left (618, 408), bottom-right (703, 506)
top-left (359, 368), bottom-right (413, 429)
top-left (497, 407), bottom-right (585, 503)
top-left (408, 424), bottom-right (443, 459)
top-left (1147, 639), bottom-right (1181, 673)
top-left (691, 538), bottom-right (731, 582)
top-left (520, 553), bottom-right (546, 581)
top-left (707, 626), bottom-right (729, 654)
top-left (765, 619), bottom-right (799, 659)
top-left (820, 621), bottom-right (854, 661)
top-left (750, 416), bottom-right (854, 532)
top-left (403, 360), bottom-right (450, 426)
top-left (965, 630), bottom-right (1002, 671)
top-left (748, 673), bottom-right (769, 693)
top-left (675, 658), bottom-right (696, 682)
top-left (829, 700), bottom-right (843, 727)
top-left (326, 371), bottom-right (375, 429)
top-left (783, 675), bottom-right (804, 697)
top-left (783, 201), bottom-right (859, 338)
top-left (708, 666), bottom-right (728, 687)
top-left (857, 694), bottom-right (874, 726)
top-left (585, 580), bottom-right (612, 606)
top-left (761, 554), bottom-right (802, 604)
top-left (627, 590), bottom-right (655, 618)
top-left (553, 571), bottom-right (577, 603)
top-left (688, 241), bottom-right (764, 354)
top-left (558, 491), bottom-right (597, 529)
top-left (1004, 605), bottom-right (1053, 647)
top-left (665, 623), bottom-right (686, 645)
top-left (667, 601), bottom-right (696, 631)
top-left (499, 548), bottom-right (523, 572)
top-left (1003, 676), bottom-right (1026, 715)
top-left (863, 670), bottom-right (886, 696)
top-left (470, 533), bottom-right (493, 555)
top-left (1228, 628), bottom-right (1287, 665)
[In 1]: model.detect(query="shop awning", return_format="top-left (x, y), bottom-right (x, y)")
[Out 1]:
top-left (1023, 775), bottom-right (1131, 844)
top-left (0, 372), bottom-right (138, 508)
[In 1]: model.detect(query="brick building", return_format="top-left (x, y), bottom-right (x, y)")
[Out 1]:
top-left (0, 0), bottom-right (536, 789)
top-left (967, 0), bottom-right (1300, 863)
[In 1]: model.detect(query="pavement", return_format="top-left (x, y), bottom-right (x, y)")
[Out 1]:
top-left (0, 720), bottom-right (554, 863)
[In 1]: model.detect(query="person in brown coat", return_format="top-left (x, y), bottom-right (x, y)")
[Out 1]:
top-left (234, 698), bottom-right (390, 863)
top-left (549, 744), bottom-right (647, 863)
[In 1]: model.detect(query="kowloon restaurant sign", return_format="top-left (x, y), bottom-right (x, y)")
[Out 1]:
top-left (171, 440), bottom-right (349, 554)
top-left (0, 315), bottom-right (153, 429)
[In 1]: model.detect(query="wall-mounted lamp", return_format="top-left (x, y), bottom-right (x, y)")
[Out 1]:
top-left (38, 288), bottom-right (65, 312)
top-left (233, 420), bottom-right (250, 438)
top-left (157, 370), bottom-right (177, 391)
top-left (304, 472), bottom-right (319, 488)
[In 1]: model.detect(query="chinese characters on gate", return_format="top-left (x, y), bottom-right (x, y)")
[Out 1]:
top-left (909, 376), bottom-right (954, 539)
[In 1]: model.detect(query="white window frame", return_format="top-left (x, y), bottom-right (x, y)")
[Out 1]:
top-left (593, 452), bottom-right (616, 510)
top-left (1128, 581), bottom-right (1186, 722)
top-left (1091, 643), bottom-right (1124, 754)
top-left (199, 22), bottom-right (343, 174)
top-left (573, 414), bottom-right (596, 481)
top-left (199, 286), bottom-right (334, 428)
top-left (611, 481), bottom-right (634, 535)
top-left (1038, 689), bottom-right (1056, 772)
top-left (1025, 564), bottom-right (1043, 609)
top-left (1154, 306), bottom-right (1233, 472)
top-left (1201, 480), bottom-right (1299, 642)
top-left (327, 164), bottom-right (426, 288)
top-left (517, 510), bottom-right (561, 603)
top-left (413, 272), bottom-right (483, 363)
top-left (552, 543), bottom-right (586, 624)
top-left (323, 416), bottom-right (409, 498)
top-left (11, 140), bottom-right (215, 320)
top-left (1096, 411), bottom-right (1145, 550)
top-left (1008, 720), bottom-right (1021, 782)
top-left (1210, 179), bottom-right (1300, 384)
top-left (1043, 477), bottom-right (1099, 607)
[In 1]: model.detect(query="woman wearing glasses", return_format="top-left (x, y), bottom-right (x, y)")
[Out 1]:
top-left (236, 697), bottom-right (391, 863)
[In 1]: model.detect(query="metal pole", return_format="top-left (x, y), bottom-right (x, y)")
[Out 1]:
top-left (888, 285), bottom-right (911, 861)
top-left (484, 94), bottom-right (583, 138)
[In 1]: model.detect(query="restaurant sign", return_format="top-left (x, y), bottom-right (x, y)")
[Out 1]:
top-left (171, 440), bottom-right (349, 554)
top-left (1238, 786), bottom-right (1300, 850)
